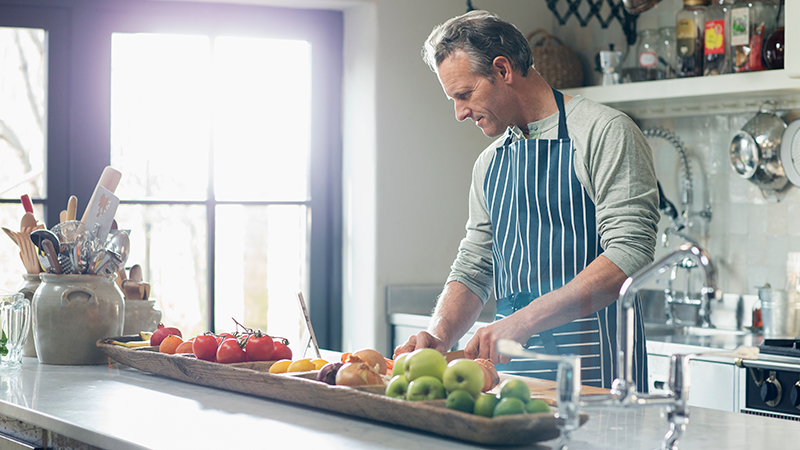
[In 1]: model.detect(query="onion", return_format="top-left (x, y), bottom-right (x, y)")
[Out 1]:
top-left (335, 362), bottom-right (385, 387)
top-left (475, 358), bottom-right (500, 392)
top-left (348, 348), bottom-right (388, 375)
top-left (316, 361), bottom-right (343, 385)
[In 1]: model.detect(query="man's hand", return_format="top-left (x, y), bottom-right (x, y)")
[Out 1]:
top-left (462, 313), bottom-right (532, 364)
top-left (393, 331), bottom-right (448, 359)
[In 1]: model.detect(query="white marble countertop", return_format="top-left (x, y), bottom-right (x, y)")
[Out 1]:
top-left (0, 356), bottom-right (798, 449)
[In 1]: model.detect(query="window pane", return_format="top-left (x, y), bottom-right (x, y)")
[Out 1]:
top-left (110, 33), bottom-right (211, 201)
top-left (0, 27), bottom-right (46, 200)
top-left (215, 204), bottom-right (308, 352)
top-left (113, 204), bottom-right (208, 338)
top-left (212, 37), bottom-right (311, 202)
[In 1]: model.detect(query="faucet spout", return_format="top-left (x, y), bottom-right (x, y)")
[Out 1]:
top-left (616, 242), bottom-right (716, 394)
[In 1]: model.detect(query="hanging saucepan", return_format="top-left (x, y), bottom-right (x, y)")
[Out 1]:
top-left (622, 0), bottom-right (663, 13)
top-left (729, 101), bottom-right (789, 192)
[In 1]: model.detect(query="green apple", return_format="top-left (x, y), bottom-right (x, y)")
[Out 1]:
top-left (403, 348), bottom-right (447, 382)
top-left (406, 375), bottom-right (446, 401)
top-left (445, 389), bottom-right (475, 413)
top-left (525, 398), bottom-right (552, 414)
top-left (385, 375), bottom-right (410, 399)
top-left (392, 353), bottom-right (408, 378)
top-left (474, 393), bottom-right (500, 417)
top-left (493, 397), bottom-right (527, 417)
top-left (442, 358), bottom-right (484, 398)
top-left (499, 378), bottom-right (531, 403)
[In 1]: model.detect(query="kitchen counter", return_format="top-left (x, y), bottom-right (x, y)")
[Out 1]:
top-left (0, 356), bottom-right (798, 449)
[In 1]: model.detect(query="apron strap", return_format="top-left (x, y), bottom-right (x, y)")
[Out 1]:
top-left (551, 87), bottom-right (568, 140)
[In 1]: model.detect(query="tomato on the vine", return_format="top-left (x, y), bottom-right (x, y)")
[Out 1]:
top-left (245, 334), bottom-right (274, 361)
top-left (193, 334), bottom-right (219, 362)
top-left (272, 339), bottom-right (292, 360)
top-left (216, 338), bottom-right (247, 364)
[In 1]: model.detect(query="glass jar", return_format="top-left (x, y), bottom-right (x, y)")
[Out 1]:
top-left (676, 0), bottom-right (710, 78)
top-left (703, 0), bottom-right (733, 75)
top-left (636, 28), bottom-right (662, 81)
top-left (730, 0), bottom-right (779, 72)
top-left (658, 27), bottom-right (677, 79)
top-left (763, 1), bottom-right (784, 70)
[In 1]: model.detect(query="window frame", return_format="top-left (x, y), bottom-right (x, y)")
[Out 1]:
top-left (0, 0), bottom-right (343, 350)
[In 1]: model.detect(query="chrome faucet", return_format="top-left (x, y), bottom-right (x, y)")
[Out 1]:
top-left (498, 242), bottom-right (758, 450)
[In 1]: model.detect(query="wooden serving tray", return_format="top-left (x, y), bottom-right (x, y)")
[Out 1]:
top-left (97, 337), bottom-right (588, 446)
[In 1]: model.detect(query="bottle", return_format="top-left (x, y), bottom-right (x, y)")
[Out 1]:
top-left (636, 28), bottom-right (662, 81)
top-left (730, 0), bottom-right (778, 72)
top-left (676, 0), bottom-right (710, 78)
top-left (658, 26), bottom-right (677, 79)
top-left (703, 0), bottom-right (732, 75)
top-left (763, 1), bottom-right (784, 70)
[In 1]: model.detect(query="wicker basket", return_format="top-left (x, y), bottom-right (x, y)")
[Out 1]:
top-left (526, 29), bottom-right (584, 89)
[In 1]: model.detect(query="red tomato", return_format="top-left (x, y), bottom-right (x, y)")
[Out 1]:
top-left (192, 334), bottom-right (219, 362)
top-left (245, 335), bottom-right (274, 361)
top-left (272, 340), bottom-right (292, 360)
top-left (216, 339), bottom-right (246, 364)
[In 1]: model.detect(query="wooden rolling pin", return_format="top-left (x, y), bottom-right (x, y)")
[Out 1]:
top-left (80, 166), bottom-right (122, 223)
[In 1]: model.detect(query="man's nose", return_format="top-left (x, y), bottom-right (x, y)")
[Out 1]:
top-left (454, 101), bottom-right (470, 122)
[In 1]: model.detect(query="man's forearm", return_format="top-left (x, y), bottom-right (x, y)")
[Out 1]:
top-left (427, 281), bottom-right (485, 350)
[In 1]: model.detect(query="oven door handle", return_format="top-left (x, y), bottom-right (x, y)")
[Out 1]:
top-left (740, 359), bottom-right (800, 371)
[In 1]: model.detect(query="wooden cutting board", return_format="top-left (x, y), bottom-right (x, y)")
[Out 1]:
top-left (97, 338), bottom-right (590, 446)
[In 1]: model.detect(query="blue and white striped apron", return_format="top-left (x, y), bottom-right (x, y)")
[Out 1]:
top-left (487, 88), bottom-right (647, 390)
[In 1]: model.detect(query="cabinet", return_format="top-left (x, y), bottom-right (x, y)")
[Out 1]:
top-left (562, 1), bottom-right (800, 119)
top-left (647, 353), bottom-right (744, 412)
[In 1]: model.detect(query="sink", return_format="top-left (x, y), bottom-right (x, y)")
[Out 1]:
top-left (644, 323), bottom-right (749, 338)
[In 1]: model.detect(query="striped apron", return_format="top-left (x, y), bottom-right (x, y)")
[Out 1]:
top-left (486, 88), bottom-right (647, 390)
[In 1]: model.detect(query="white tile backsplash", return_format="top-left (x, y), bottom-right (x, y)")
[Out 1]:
top-left (640, 109), bottom-right (800, 297)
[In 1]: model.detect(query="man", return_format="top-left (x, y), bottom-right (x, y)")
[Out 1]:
top-left (394, 11), bottom-right (659, 389)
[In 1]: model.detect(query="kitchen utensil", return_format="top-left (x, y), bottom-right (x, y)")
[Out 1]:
top-left (2, 226), bottom-right (19, 246)
top-left (622, 0), bottom-right (663, 13)
top-left (296, 292), bottom-right (321, 359)
top-left (757, 284), bottom-right (800, 338)
top-left (596, 45), bottom-right (623, 86)
top-left (729, 102), bottom-right (789, 193)
top-left (104, 230), bottom-right (130, 267)
top-left (780, 119), bottom-right (800, 187)
top-left (66, 195), bottom-right (78, 221)
top-left (59, 210), bottom-right (67, 223)
top-left (129, 264), bottom-right (142, 282)
top-left (18, 228), bottom-right (41, 275)
top-left (20, 194), bottom-right (33, 214)
top-left (20, 212), bottom-right (37, 230)
top-left (42, 239), bottom-right (62, 274)
top-left (80, 166), bottom-right (121, 223)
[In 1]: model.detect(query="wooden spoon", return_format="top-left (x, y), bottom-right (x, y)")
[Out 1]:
top-left (66, 195), bottom-right (78, 221)
top-left (20, 212), bottom-right (37, 230)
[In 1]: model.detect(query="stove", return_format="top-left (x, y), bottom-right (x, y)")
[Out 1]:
top-left (741, 339), bottom-right (800, 420)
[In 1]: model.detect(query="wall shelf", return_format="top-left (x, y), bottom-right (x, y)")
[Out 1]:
top-left (564, 70), bottom-right (800, 119)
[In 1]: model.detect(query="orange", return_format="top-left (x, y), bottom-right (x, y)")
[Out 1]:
top-left (288, 358), bottom-right (316, 372)
top-left (268, 359), bottom-right (293, 374)
top-left (174, 341), bottom-right (194, 354)
top-left (159, 335), bottom-right (184, 354)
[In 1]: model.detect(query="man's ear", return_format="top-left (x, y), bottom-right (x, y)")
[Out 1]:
top-left (493, 56), bottom-right (514, 84)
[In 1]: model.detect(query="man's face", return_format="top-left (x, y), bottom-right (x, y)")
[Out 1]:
top-left (437, 51), bottom-right (512, 138)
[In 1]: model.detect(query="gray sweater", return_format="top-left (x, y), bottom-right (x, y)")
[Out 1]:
top-left (446, 95), bottom-right (660, 303)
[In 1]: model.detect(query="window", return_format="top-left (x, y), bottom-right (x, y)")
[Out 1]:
top-left (0, 1), bottom-right (342, 352)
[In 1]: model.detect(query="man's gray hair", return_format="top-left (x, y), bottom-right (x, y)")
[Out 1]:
top-left (422, 10), bottom-right (534, 78)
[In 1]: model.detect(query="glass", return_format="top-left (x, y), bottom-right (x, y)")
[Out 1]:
top-left (703, 0), bottom-right (733, 75)
top-left (658, 27), bottom-right (677, 79)
top-left (676, 0), bottom-right (708, 78)
top-left (0, 292), bottom-right (30, 370)
top-left (0, 27), bottom-right (47, 202)
top-left (214, 204), bottom-right (308, 353)
top-left (110, 33), bottom-right (212, 201)
top-left (212, 37), bottom-right (311, 202)
top-left (112, 204), bottom-right (208, 338)
top-left (763, 1), bottom-right (784, 70)
top-left (621, 29), bottom-right (662, 83)
top-left (730, 0), bottom-right (778, 73)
